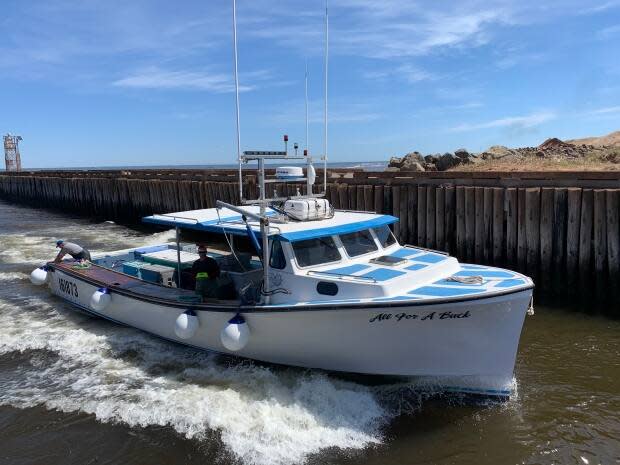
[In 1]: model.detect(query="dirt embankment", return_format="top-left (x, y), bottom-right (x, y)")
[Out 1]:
top-left (388, 130), bottom-right (620, 172)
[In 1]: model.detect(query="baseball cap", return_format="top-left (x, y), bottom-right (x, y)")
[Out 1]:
top-left (56, 240), bottom-right (64, 247)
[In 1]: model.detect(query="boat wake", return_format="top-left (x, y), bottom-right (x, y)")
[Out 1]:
top-left (0, 292), bottom-right (389, 465)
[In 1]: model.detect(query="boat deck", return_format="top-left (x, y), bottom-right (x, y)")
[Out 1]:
top-left (53, 261), bottom-right (239, 305)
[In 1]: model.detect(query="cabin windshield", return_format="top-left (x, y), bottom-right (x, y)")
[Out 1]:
top-left (340, 229), bottom-right (378, 257)
top-left (291, 237), bottom-right (341, 267)
top-left (373, 225), bottom-right (396, 248)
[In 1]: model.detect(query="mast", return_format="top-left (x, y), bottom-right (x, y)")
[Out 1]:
top-left (233, 0), bottom-right (243, 203)
top-left (305, 60), bottom-right (309, 154)
top-left (323, 0), bottom-right (328, 193)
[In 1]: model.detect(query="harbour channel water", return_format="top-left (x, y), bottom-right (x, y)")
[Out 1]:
top-left (0, 199), bottom-right (618, 465)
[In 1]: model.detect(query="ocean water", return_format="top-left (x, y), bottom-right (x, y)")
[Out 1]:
top-left (0, 199), bottom-right (619, 465)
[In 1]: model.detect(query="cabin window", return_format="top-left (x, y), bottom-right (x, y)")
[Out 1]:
top-left (291, 237), bottom-right (341, 267)
top-left (340, 229), bottom-right (378, 257)
top-left (373, 225), bottom-right (396, 248)
top-left (269, 240), bottom-right (287, 269)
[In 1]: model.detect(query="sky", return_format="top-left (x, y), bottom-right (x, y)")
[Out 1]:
top-left (0, 0), bottom-right (619, 168)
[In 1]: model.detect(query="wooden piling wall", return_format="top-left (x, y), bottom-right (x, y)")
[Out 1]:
top-left (1, 169), bottom-right (619, 308)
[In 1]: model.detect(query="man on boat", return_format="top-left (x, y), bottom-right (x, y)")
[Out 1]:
top-left (192, 245), bottom-right (220, 300)
top-left (54, 240), bottom-right (91, 263)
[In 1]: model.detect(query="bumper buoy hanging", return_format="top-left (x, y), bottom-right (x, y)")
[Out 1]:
top-left (175, 309), bottom-right (199, 339)
top-left (30, 266), bottom-right (48, 285)
top-left (220, 314), bottom-right (250, 351)
top-left (90, 287), bottom-right (111, 311)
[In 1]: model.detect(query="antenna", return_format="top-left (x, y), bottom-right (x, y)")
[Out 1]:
top-left (305, 60), bottom-right (309, 154)
top-left (233, 0), bottom-right (242, 203)
top-left (322, 0), bottom-right (328, 193)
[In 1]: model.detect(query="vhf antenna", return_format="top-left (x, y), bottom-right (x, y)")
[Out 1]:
top-left (322, 0), bottom-right (328, 194)
top-left (233, 0), bottom-right (242, 202)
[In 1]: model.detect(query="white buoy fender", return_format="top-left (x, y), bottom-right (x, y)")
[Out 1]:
top-left (90, 288), bottom-right (111, 311)
top-left (175, 310), bottom-right (199, 339)
top-left (30, 266), bottom-right (48, 285)
top-left (220, 314), bottom-right (250, 351)
top-left (307, 164), bottom-right (316, 185)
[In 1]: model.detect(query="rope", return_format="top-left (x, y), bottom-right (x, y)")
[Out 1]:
top-left (445, 275), bottom-right (484, 285)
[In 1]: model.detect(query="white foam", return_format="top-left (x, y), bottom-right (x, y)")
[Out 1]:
top-left (0, 296), bottom-right (387, 465)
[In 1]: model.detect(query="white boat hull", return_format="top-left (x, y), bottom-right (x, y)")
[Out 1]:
top-left (49, 267), bottom-right (531, 397)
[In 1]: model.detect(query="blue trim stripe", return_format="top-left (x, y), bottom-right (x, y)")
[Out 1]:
top-left (409, 286), bottom-right (483, 297)
top-left (389, 248), bottom-right (423, 258)
top-left (280, 215), bottom-right (398, 242)
top-left (325, 264), bottom-right (370, 275)
top-left (360, 268), bottom-right (406, 281)
top-left (495, 278), bottom-right (526, 288)
top-left (405, 263), bottom-right (428, 271)
top-left (455, 270), bottom-right (514, 278)
top-left (412, 253), bottom-right (447, 264)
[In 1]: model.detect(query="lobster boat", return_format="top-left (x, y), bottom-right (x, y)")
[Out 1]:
top-left (31, 148), bottom-right (534, 397)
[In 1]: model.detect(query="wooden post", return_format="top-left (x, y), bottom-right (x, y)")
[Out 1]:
top-left (408, 185), bottom-right (417, 245)
top-left (539, 188), bottom-right (554, 292)
top-left (338, 184), bottom-right (348, 210)
top-left (435, 187), bottom-right (445, 251)
top-left (593, 189), bottom-right (607, 302)
top-left (578, 189), bottom-right (594, 296)
top-left (464, 186), bottom-right (475, 261)
top-left (566, 188), bottom-right (582, 295)
top-left (606, 190), bottom-right (620, 304)
top-left (426, 186), bottom-right (436, 249)
top-left (417, 186), bottom-right (427, 247)
top-left (357, 185), bottom-right (365, 212)
top-left (474, 187), bottom-right (484, 262)
top-left (400, 185), bottom-right (409, 244)
top-left (517, 188), bottom-right (527, 272)
top-left (525, 188), bottom-right (541, 281)
top-left (374, 185), bottom-right (383, 214)
top-left (445, 186), bottom-right (455, 255)
top-left (492, 187), bottom-right (504, 265)
top-left (364, 185), bottom-right (373, 212)
top-left (392, 186), bottom-right (401, 241)
top-left (483, 188), bottom-right (493, 263)
top-left (552, 188), bottom-right (568, 295)
top-left (456, 186), bottom-right (465, 258)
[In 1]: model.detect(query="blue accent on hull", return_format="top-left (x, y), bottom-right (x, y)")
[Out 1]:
top-left (326, 264), bottom-right (371, 275)
top-left (495, 278), bottom-right (527, 288)
top-left (412, 253), bottom-right (447, 264)
top-left (405, 263), bottom-right (428, 271)
top-left (360, 268), bottom-right (406, 282)
top-left (455, 270), bottom-right (514, 278)
top-left (409, 286), bottom-right (483, 297)
top-left (389, 248), bottom-right (423, 258)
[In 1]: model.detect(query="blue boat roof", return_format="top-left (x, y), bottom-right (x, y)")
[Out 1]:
top-left (142, 207), bottom-right (398, 242)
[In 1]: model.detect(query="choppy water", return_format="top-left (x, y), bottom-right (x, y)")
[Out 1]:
top-left (0, 199), bottom-right (618, 465)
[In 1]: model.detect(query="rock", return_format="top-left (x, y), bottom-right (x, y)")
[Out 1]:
top-left (423, 163), bottom-right (437, 171)
top-left (436, 152), bottom-right (461, 171)
top-left (539, 137), bottom-right (573, 150)
top-left (454, 148), bottom-right (469, 159)
top-left (483, 145), bottom-right (513, 160)
top-left (401, 159), bottom-right (425, 171)
top-left (402, 161), bottom-right (425, 172)
top-left (424, 154), bottom-right (437, 163)
top-left (388, 156), bottom-right (404, 168)
top-left (384, 166), bottom-right (400, 172)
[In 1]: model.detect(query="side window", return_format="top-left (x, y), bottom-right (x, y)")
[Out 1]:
top-left (270, 240), bottom-right (286, 269)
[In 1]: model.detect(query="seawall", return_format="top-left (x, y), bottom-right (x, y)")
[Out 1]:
top-left (1, 169), bottom-right (619, 308)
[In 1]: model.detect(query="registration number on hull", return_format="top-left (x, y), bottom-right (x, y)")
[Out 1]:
top-left (57, 276), bottom-right (80, 302)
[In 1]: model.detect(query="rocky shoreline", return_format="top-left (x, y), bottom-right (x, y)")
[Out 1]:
top-left (388, 131), bottom-right (620, 172)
